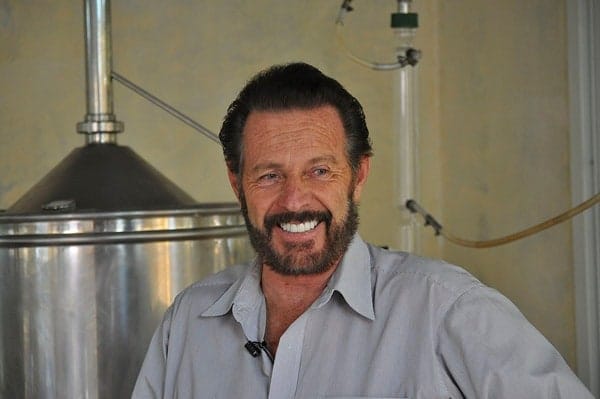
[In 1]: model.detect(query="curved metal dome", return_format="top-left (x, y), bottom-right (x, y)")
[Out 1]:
top-left (8, 144), bottom-right (198, 214)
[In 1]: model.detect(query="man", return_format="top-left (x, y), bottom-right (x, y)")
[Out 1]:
top-left (132, 62), bottom-right (593, 398)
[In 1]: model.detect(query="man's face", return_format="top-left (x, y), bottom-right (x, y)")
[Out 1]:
top-left (228, 105), bottom-right (370, 275)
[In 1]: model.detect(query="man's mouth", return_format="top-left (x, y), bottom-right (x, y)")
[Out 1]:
top-left (264, 210), bottom-right (331, 238)
top-left (279, 220), bottom-right (319, 233)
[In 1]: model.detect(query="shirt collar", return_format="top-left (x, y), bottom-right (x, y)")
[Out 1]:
top-left (312, 234), bottom-right (375, 320)
top-left (200, 259), bottom-right (262, 318)
top-left (201, 260), bottom-right (267, 342)
top-left (200, 234), bottom-right (375, 321)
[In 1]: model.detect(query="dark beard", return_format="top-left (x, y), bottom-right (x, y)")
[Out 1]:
top-left (240, 196), bottom-right (359, 276)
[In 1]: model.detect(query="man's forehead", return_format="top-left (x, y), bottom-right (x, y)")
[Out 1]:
top-left (244, 109), bottom-right (343, 145)
top-left (243, 106), bottom-right (344, 139)
top-left (239, 106), bottom-right (349, 170)
top-left (245, 105), bottom-right (342, 125)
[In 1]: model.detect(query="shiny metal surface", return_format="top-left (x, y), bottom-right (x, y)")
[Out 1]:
top-left (0, 206), bottom-right (254, 398)
top-left (76, 0), bottom-right (123, 142)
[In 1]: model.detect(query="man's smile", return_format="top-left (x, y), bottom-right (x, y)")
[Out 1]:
top-left (279, 220), bottom-right (319, 233)
top-left (263, 210), bottom-right (331, 239)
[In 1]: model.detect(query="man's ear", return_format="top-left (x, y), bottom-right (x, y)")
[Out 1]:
top-left (227, 168), bottom-right (241, 202)
top-left (352, 156), bottom-right (371, 202)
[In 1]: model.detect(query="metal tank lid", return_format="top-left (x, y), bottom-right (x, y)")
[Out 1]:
top-left (0, 143), bottom-right (247, 247)
top-left (7, 144), bottom-right (199, 214)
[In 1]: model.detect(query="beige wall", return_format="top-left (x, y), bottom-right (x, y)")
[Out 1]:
top-left (0, 1), bottom-right (576, 368)
top-left (436, 0), bottom-right (576, 367)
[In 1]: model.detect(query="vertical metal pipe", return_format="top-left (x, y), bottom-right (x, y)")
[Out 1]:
top-left (86, 0), bottom-right (111, 117)
top-left (77, 0), bottom-right (123, 144)
top-left (397, 0), bottom-right (411, 14)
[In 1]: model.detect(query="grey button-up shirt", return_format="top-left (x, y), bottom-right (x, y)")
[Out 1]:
top-left (132, 235), bottom-right (593, 398)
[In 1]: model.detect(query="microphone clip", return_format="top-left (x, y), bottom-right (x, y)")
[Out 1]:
top-left (245, 341), bottom-right (263, 357)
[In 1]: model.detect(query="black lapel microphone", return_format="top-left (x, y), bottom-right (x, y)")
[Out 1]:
top-left (245, 341), bottom-right (263, 357)
top-left (245, 341), bottom-right (273, 361)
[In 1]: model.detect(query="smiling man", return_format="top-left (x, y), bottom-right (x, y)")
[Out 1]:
top-left (230, 104), bottom-right (369, 354)
top-left (235, 105), bottom-right (365, 277)
top-left (132, 63), bottom-right (593, 399)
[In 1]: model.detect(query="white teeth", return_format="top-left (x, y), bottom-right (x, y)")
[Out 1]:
top-left (280, 220), bottom-right (318, 233)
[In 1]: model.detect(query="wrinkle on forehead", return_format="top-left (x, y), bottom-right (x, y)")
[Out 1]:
top-left (241, 106), bottom-right (347, 172)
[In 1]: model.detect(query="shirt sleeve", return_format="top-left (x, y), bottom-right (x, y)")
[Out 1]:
top-left (130, 305), bottom-right (175, 399)
top-left (437, 285), bottom-right (594, 398)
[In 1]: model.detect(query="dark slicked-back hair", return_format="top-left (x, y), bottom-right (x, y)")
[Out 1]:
top-left (219, 62), bottom-right (373, 175)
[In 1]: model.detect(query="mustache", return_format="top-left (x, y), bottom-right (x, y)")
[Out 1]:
top-left (264, 210), bottom-right (332, 232)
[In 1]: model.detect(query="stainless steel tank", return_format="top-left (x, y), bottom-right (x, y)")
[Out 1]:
top-left (0, 0), bottom-right (254, 397)
top-left (0, 144), bottom-right (254, 398)
top-left (0, 204), bottom-right (253, 398)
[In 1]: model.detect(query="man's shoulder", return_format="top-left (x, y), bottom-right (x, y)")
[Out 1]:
top-left (367, 244), bottom-right (483, 298)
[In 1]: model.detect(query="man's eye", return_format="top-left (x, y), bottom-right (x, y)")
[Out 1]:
top-left (312, 168), bottom-right (330, 177)
top-left (259, 173), bottom-right (279, 182)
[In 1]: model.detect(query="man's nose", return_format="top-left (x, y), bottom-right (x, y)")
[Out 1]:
top-left (277, 176), bottom-right (311, 211)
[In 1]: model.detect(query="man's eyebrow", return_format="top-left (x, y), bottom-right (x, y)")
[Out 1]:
top-left (249, 155), bottom-right (342, 175)
top-left (251, 162), bottom-right (284, 173)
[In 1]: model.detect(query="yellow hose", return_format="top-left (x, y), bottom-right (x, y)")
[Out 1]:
top-left (407, 193), bottom-right (600, 248)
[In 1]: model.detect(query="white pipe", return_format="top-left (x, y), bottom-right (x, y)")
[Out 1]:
top-left (393, 15), bottom-right (420, 253)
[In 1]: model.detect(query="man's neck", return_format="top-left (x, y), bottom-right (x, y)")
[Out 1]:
top-left (261, 263), bottom-right (339, 355)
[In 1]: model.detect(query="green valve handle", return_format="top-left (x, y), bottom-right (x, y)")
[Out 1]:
top-left (391, 12), bottom-right (418, 29)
